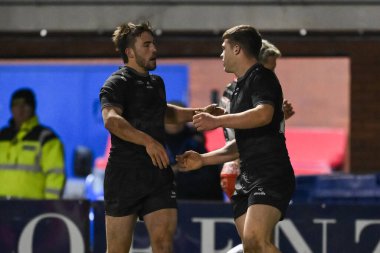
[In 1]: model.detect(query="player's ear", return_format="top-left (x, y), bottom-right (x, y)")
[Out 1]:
top-left (234, 45), bottom-right (241, 55)
top-left (125, 48), bottom-right (135, 59)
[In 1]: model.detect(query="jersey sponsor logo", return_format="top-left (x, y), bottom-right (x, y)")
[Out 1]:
top-left (170, 190), bottom-right (176, 199)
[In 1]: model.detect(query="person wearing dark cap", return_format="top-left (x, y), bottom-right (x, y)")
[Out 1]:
top-left (0, 88), bottom-right (66, 199)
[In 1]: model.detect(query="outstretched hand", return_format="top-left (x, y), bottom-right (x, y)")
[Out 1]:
top-left (283, 99), bottom-right (295, 120)
top-left (198, 104), bottom-right (226, 116)
top-left (193, 112), bottom-right (220, 131)
top-left (175, 150), bottom-right (203, 172)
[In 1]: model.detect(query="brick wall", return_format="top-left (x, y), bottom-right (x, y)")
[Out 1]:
top-left (276, 39), bottom-right (380, 173)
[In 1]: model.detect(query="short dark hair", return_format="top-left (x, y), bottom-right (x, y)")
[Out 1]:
top-left (112, 21), bottom-right (154, 63)
top-left (222, 25), bottom-right (262, 59)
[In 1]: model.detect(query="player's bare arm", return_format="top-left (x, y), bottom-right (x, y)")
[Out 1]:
top-left (102, 106), bottom-right (169, 169)
top-left (193, 103), bottom-right (274, 131)
top-left (176, 140), bottom-right (239, 172)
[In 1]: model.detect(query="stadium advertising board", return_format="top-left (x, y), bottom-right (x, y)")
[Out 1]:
top-left (1, 201), bottom-right (379, 253)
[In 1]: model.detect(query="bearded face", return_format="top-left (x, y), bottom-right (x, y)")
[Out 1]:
top-left (130, 31), bottom-right (157, 71)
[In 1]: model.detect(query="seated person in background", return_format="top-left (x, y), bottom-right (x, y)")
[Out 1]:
top-left (166, 101), bottom-right (223, 201)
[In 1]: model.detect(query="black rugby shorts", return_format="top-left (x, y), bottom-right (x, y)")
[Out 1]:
top-left (231, 177), bottom-right (295, 221)
top-left (104, 164), bottom-right (177, 218)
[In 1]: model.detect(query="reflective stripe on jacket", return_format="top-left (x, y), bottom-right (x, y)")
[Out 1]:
top-left (0, 116), bottom-right (65, 199)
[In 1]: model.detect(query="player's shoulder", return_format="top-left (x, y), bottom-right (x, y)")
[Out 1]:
top-left (149, 74), bottom-right (164, 83)
top-left (104, 68), bottom-right (133, 87)
top-left (253, 65), bottom-right (279, 84)
top-left (258, 64), bottom-right (275, 77)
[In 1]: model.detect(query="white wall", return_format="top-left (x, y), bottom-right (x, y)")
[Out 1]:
top-left (1, 0), bottom-right (380, 32)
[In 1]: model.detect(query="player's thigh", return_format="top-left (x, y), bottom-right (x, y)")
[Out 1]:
top-left (243, 204), bottom-right (281, 241)
top-left (105, 214), bottom-right (137, 250)
top-left (234, 212), bottom-right (246, 239)
top-left (144, 208), bottom-right (177, 241)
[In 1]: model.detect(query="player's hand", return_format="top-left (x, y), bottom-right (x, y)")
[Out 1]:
top-left (176, 151), bottom-right (203, 171)
top-left (283, 99), bottom-right (295, 120)
top-left (193, 112), bottom-right (219, 131)
top-left (198, 104), bottom-right (226, 116)
top-left (145, 138), bottom-right (169, 169)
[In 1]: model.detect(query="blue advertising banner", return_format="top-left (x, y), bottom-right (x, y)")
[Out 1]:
top-left (0, 200), bottom-right (90, 253)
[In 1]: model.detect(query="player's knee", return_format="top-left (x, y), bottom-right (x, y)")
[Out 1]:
top-left (150, 232), bottom-right (174, 253)
top-left (151, 240), bottom-right (173, 253)
top-left (106, 232), bottom-right (133, 253)
top-left (242, 230), bottom-right (270, 253)
top-left (244, 241), bottom-right (270, 253)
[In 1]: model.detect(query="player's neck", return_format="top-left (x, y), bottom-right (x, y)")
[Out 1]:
top-left (125, 62), bottom-right (148, 75)
top-left (235, 58), bottom-right (257, 78)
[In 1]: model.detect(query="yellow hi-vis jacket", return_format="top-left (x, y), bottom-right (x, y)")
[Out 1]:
top-left (0, 116), bottom-right (65, 199)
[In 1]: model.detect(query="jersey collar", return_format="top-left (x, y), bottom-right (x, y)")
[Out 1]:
top-left (236, 63), bottom-right (261, 83)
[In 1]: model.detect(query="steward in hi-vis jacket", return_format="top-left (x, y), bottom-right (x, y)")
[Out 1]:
top-left (0, 89), bottom-right (65, 199)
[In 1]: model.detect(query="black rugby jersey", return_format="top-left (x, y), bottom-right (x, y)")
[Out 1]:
top-left (219, 81), bottom-right (237, 142)
top-left (99, 66), bottom-right (167, 166)
top-left (230, 64), bottom-right (293, 192)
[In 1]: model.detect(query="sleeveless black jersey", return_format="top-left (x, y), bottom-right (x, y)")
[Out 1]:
top-left (230, 64), bottom-right (293, 193)
top-left (99, 66), bottom-right (167, 167)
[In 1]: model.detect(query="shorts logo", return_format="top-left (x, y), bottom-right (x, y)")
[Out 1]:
top-left (253, 187), bottom-right (266, 196)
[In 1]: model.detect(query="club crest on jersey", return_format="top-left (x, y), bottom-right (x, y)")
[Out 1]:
top-left (146, 81), bottom-right (153, 89)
